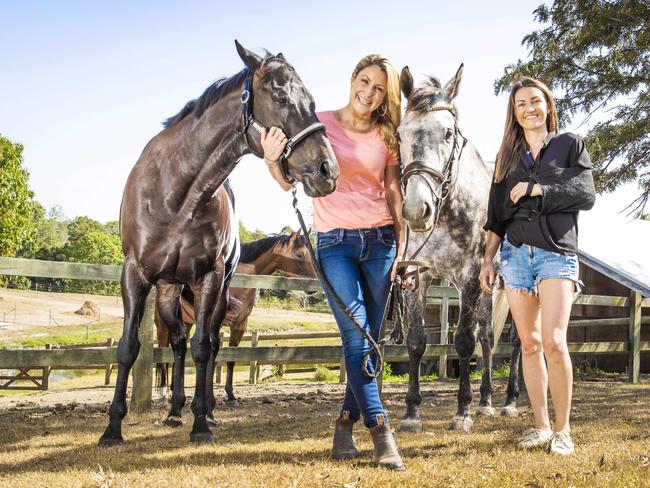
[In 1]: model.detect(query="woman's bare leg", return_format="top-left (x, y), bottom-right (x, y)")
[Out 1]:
top-left (538, 278), bottom-right (574, 433)
top-left (505, 288), bottom-right (549, 430)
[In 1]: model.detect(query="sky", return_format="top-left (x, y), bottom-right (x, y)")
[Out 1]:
top-left (0, 0), bottom-right (644, 233)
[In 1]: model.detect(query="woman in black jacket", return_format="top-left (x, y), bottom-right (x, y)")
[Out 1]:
top-left (479, 77), bottom-right (595, 456)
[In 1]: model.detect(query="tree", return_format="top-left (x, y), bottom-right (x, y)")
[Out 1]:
top-left (239, 221), bottom-right (266, 243)
top-left (495, 0), bottom-right (649, 216)
top-left (0, 135), bottom-right (35, 256)
top-left (67, 216), bottom-right (106, 243)
top-left (65, 230), bottom-right (124, 294)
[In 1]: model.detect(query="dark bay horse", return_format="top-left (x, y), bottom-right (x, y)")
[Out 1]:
top-left (155, 231), bottom-right (316, 422)
top-left (99, 41), bottom-right (338, 446)
top-left (396, 65), bottom-right (521, 433)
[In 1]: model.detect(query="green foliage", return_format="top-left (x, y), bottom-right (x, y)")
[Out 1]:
top-left (313, 365), bottom-right (338, 382)
top-left (65, 231), bottom-right (123, 294)
top-left (67, 216), bottom-right (106, 243)
top-left (495, 0), bottom-right (650, 216)
top-left (239, 221), bottom-right (266, 243)
top-left (0, 135), bottom-right (35, 256)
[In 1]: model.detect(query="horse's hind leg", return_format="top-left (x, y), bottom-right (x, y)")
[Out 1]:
top-left (399, 290), bottom-right (426, 433)
top-left (501, 325), bottom-right (521, 417)
top-left (206, 292), bottom-right (228, 426)
top-left (225, 322), bottom-right (246, 407)
top-left (449, 281), bottom-right (481, 433)
top-left (189, 265), bottom-right (225, 443)
top-left (157, 286), bottom-right (188, 427)
top-left (154, 305), bottom-right (171, 402)
top-left (475, 318), bottom-right (495, 416)
top-left (476, 294), bottom-right (495, 416)
top-left (99, 258), bottom-right (151, 446)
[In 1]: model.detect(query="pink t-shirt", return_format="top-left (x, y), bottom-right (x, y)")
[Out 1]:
top-left (313, 111), bottom-right (399, 232)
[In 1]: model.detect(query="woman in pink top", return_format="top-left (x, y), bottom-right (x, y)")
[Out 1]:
top-left (263, 54), bottom-right (406, 470)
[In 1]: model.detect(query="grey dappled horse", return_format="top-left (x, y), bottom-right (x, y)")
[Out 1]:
top-left (397, 65), bottom-right (522, 433)
top-left (99, 42), bottom-right (339, 446)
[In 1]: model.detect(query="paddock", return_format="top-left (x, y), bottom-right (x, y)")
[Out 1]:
top-left (1, 256), bottom-right (649, 487)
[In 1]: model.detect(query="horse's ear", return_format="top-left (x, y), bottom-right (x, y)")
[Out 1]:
top-left (276, 52), bottom-right (285, 60)
top-left (442, 63), bottom-right (464, 102)
top-left (235, 40), bottom-right (263, 71)
top-left (400, 66), bottom-right (414, 100)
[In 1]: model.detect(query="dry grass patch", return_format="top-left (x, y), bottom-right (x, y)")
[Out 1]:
top-left (0, 378), bottom-right (648, 487)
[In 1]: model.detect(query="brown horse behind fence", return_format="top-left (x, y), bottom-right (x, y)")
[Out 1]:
top-left (155, 231), bottom-right (316, 424)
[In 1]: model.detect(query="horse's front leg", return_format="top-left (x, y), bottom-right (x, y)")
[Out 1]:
top-left (99, 258), bottom-right (151, 446)
top-left (501, 324), bottom-right (521, 416)
top-left (449, 282), bottom-right (481, 433)
top-left (156, 287), bottom-right (188, 427)
top-left (399, 290), bottom-right (426, 433)
top-left (189, 267), bottom-right (224, 443)
top-left (206, 292), bottom-right (228, 427)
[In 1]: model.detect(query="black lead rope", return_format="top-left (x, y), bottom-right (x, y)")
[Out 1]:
top-left (291, 188), bottom-right (403, 378)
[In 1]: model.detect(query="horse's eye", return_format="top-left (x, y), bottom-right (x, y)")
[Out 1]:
top-left (296, 253), bottom-right (304, 259)
top-left (445, 128), bottom-right (454, 141)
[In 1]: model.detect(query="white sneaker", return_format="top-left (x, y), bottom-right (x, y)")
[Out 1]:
top-left (549, 431), bottom-right (575, 455)
top-left (517, 427), bottom-right (553, 449)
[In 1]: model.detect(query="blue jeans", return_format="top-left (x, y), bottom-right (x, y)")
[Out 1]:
top-left (316, 225), bottom-right (396, 428)
top-left (500, 238), bottom-right (580, 294)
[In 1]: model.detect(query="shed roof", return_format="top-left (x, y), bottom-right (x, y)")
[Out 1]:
top-left (579, 212), bottom-right (650, 297)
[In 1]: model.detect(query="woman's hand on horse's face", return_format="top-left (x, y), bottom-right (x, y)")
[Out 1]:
top-left (261, 127), bottom-right (288, 163)
top-left (510, 181), bottom-right (542, 204)
top-left (479, 260), bottom-right (496, 294)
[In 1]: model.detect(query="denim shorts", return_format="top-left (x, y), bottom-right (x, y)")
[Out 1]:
top-left (499, 238), bottom-right (580, 294)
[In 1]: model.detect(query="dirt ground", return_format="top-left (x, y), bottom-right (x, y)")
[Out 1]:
top-left (0, 376), bottom-right (648, 487)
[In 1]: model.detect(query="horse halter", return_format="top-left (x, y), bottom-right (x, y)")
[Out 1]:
top-left (240, 70), bottom-right (326, 184)
top-left (401, 104), bottom-right (468, 261)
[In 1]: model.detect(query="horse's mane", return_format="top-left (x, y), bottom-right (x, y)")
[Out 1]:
top-left (407, 76), bottom-right (447, 113)
top-left (240, 234), bottom-right (293, 263)
top-left (163, 53), bottom-right (286, 128)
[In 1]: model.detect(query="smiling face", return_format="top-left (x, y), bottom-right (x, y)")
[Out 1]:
top-left (349, 65), bottom-right (388, 117)
top-left (513, 86), bottom-right (549, 132)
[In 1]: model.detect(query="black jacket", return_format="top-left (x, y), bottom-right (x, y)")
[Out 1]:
top-left (483, 132), bottom-right (596, 255)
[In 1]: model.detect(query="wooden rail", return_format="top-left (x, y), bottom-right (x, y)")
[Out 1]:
top-left (1, 257), bottom-right (648, 408)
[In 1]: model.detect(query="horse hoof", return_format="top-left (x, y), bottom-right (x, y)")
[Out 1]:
top-left (500, 405), bottom-right (519, 417)
top-left (164, 416), bottom-right (183, 428)
top-left (399, 418), bottom-right (423, 433)
top-left (190, 431), bottom-right (215, 443)
top-left (476, 405), bottom-right (496, 416)
top-left (226, 399), bottom-right (239, 408)
top-left (98, 435), bottom-right (123, 447)
top-left (448, 415), bottom-right (473, 433)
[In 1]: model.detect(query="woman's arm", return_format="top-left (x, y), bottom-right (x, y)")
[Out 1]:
top-left (261, 127), bottom-right (293, 192)
top-left (385, 164), bottom-right (406, 280)
top-left (479, 230), bottom-right (502, 294)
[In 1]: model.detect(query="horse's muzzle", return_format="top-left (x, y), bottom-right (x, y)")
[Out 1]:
top-left (301, 159), bottom-right (339, 197)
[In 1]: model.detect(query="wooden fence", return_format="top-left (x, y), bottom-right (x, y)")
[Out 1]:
top-left (0, 257), bottom-right (648, 411)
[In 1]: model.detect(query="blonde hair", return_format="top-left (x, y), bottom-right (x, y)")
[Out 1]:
top-left (494, 77), bottom-right (558, 183)
top-left (352, 54), bottom-right (401, 150)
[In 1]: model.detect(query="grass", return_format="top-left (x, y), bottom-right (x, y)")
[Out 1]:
top-left (0, 322), bottom-right (123, 348)
top-left (0, 378), bottom-right (648, 487)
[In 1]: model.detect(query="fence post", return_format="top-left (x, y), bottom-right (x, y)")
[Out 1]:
top-left (339, 357), bottom-right (346, 383)
top-left (628, 290), bottom-right (642, 384)
top-left (131, 290), bottom-right (155, 412)
top-left (42, 344), bottom-right (51, 390)
top-left (104, 338), bottom-right (114, 385)
top-left (438, 279), bottom-right (450, 378)
top-left (249, 331), bottom-right (259, 384)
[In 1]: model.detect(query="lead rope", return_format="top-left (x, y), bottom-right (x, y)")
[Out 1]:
top-left (291, 188), bottom-right (402, 378)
